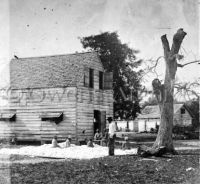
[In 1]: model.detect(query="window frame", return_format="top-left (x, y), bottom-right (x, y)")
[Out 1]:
top-left (180, 108), bottom-right (185, 114)
top-left (89, 68), bottom-right (94, 88)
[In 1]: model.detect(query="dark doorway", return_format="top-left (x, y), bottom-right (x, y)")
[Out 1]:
top-left (93, 110), bottom-right (106, 135)
top-left (94, 110), bottom-right (101, 134)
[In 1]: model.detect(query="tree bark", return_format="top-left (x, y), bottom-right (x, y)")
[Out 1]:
top-left (152, 29), bottom-right (187, 154)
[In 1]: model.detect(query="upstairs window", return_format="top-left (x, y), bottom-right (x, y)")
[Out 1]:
top-left (99, 71), bottom-right (103, 90)
top-left (84, 67), bottom-right (89, 87)
top-left (89, 68), bottom-right (94, 88)
top-left (181, 108), bottom-right (185, 114)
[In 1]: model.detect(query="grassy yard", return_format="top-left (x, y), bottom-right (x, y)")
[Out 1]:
top-left (0, 145), bottom-right (199, 184)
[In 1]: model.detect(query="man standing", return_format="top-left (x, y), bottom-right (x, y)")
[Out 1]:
top-left (107, 117), bottom-right (116, 156)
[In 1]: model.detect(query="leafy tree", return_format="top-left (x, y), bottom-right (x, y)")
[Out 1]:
top-left (80, 32), bottom-right (143, 119)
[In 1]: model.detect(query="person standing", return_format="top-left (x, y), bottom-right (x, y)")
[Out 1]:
top-left (107, 117), bottom-right (116, 156)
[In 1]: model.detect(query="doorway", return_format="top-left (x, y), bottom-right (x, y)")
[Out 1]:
top-left (94, 110), bottom-right (101, 134)
top-left (93, 110), bottom-right (106, 135)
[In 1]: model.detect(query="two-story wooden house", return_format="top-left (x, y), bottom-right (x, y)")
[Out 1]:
top-left (0, 52), bottom-right (113, 143)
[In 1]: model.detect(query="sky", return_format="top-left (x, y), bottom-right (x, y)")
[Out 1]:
top-left (0, 0), bottom-right (199, 89)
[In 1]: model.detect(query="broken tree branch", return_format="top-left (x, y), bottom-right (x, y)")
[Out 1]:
top-left (177, 60), bottom-right (200, 67)
top-left (140, 56), bottom-right (164, 80)
top-left (161, 35), bottom-right (170, 58)
top-left (171, 28), bottom-right (187, 55)
top-left (174, 81), bottom-right (200, 99)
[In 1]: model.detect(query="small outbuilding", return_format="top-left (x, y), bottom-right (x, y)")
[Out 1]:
top-left (0, 52), bottom-right (113, 143)
top-left (136, 104), bottom-right (193, 132)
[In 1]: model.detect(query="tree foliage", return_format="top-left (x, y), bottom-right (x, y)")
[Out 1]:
top-left (80, 32), bottom-right (143, 119)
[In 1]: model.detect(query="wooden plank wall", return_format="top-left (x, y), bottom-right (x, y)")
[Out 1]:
top-left (75, 54), bottom-right (113, 141)
top-left (77, 87), bottom-right (113, 140)
top-left (76, 65), bottom-right (113, 140)
top-left (174, 108), bottom-right (192, 126)
top-left (0, 87), bottom-right (77, 142)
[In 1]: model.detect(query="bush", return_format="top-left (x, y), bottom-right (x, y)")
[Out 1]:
top-left (150, 128), bottom-right (158, 133)
top-left (173, 125), bottom-right (198, 140)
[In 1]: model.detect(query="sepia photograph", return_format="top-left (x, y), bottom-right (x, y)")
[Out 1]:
top-left (0, 0), bottom-right (199, 183)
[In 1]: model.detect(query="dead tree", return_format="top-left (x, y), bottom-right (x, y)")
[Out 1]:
top-left (138, 29), bottom-right (188, 156)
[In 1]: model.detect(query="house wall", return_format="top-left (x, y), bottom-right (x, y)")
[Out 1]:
top-left (76, 58), bottom-right (113, 140)
top-left (0, 87), bottom-right (77, 141)
top-left (116, 121), bottom-right (128, 131)
top-left (138, 120), bottom-right (145, 132)
top-left (114, 120), bottom-right (137, 132)
top-left (174, 108), bottom-right (192, 126)
top-left (76, 87), bottom-right (113, 140)
top-left (138, 119), bottom-right (160, 132)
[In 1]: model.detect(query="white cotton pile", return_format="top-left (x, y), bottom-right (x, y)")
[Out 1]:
top-left (0, 143), bottom-right (137, 159)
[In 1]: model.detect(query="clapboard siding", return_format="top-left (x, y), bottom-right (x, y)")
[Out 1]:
top-left (174, 107), bottom-right (192, 126)
top-left (0, 87), bottom-right (77, 141)
top-left (0, 86), bottom-right (113, 142)
top-left (76, 86), bottom-right (113, 139)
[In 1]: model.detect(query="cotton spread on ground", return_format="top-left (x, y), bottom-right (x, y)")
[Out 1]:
top-left (0, 143), bottom-right (138, 159)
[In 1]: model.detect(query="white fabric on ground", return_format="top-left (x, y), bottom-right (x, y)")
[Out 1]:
top-left (0, 143), bottom-right (137, 159)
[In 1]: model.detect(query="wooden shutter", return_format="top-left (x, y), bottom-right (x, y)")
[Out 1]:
top-left (84, 67), bottom-right (89, 87)
top-left (104, 72), bottom-right (113, 90)
top-left (99, 71), bottom-right (103, 89)
top-left (89, 68), bottom-right (94, 88)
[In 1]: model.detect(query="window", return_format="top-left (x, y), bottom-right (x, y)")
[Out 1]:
top-left (83, 67), bottom-right (89, 87)
top-left (99, 71), bottom-right (103, 89)
top-left (89, 68), bottom-right (94, 88)
top-left (40, 112), bottom-right (63, 124)
top-left (0, 112), bottom-right (16, 122)
top-left (181, 108), bottom-right (185, 114)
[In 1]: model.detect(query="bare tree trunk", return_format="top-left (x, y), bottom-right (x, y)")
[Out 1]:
top-left (152, 29), bottom-right (187, 154)
top-left (138, 29), bottom-right (187, 157)
top-left (153, 73), bottom-right (175, 152)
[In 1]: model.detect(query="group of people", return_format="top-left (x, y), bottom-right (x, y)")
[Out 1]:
top-left (50, 117), bottom-right (120, 156)
top-left (51, 135), bottom-right (71, 148)
top-left (94, 129), bottom-right (109, 144)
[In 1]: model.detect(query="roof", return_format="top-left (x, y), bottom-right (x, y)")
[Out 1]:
top-left (10, 52), bottom-right (103, 89)
top-left (137, 104), bottom-right (186, 119)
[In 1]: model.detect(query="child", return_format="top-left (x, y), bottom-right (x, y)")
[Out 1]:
top-left (122, 136), bottom-right (130, 150)
top-left (64, 137), bottom-right (71, 148)
top-left (51, 136), bottom-right (60, 148)
top-left (10, 137), bottom-right (17, 145)
top-left (94, 129), bottom-right (101, 140)
top-left (87, 138), bottom-right (94, 148)
top-left (68, 135), bottom-right (72, 143)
